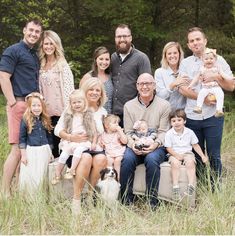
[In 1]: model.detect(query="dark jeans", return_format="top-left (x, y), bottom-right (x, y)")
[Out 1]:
top-left (120, 147), bottom-right (167, 206)
top-left (186, 116), bottom-right (224, 187)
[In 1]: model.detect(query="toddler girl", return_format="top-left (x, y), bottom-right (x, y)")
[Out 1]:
top-left (19, 92), bottom-right (53, 195)
top-left (131, 120), bottom-right (157, 151)
top-left (100, 114), bottom-right (127, 180)
top-left (188, 48), bottom-right (232, 117)
top-left (52, 89), bottom-right (97, 184)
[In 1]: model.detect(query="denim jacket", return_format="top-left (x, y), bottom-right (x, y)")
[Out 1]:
top-left (19, 117), bottom-right (53, 149)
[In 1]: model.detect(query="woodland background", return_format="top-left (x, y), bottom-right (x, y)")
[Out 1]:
top-left (0, 0), bottom-right (235, 86)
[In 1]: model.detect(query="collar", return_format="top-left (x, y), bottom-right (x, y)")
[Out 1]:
top-left (137, 93), bottom-right (155, 107)
top-left (172, 127), bottom-right (188, 136)
top-left (192, 54), bottom-right (202, 62)
top-left (166, 66), bottom-right (179, 77)
top-left (20, 40), bottom-right (37, 53)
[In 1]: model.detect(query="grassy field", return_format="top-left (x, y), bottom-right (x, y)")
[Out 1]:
top-left (0, 95), bottom-right (235, 234)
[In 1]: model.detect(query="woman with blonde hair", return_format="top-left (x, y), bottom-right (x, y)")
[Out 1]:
top-left (80, 46), bottom-right (113, 113)
top-left (39, 30), bottom-right (74, 157)
top-left (154, 42), bottom-right (188, 110)
top-left (54, 77), bottom-right (107, 215)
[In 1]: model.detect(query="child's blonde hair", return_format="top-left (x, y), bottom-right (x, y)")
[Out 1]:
top-left (63, 89), bottom-right (96, 141)
top-left (23, 92), bottom-right (53, 134)
top-left (103, 114), bottom-right (120, 132)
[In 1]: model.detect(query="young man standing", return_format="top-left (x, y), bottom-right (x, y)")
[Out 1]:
top-left (0, 19), bottom-right (43, 196)
top-left (179, 27), bottom-right (234, 189)
top-left (111, 24), bottom-right (152, 127)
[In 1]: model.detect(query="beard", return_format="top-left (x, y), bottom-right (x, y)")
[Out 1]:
top-left (116, 41), bottom-right (132, 54)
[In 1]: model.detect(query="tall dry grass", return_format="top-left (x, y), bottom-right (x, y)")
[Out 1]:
top-left (0, 95), bottom-right (234, 234)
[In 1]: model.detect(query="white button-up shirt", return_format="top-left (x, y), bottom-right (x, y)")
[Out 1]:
top-left (179, 55), bottom-right (233, 120)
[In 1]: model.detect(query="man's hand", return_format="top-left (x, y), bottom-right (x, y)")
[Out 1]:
top-left (141, 142), bottom-right (158, 155)
top-left (132, 143), bottom-right (144, 156)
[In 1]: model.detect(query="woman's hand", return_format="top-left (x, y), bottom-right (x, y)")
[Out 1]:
top-left (70, 133), bottom-right (88, 142)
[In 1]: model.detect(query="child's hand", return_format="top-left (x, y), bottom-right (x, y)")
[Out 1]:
top-left (21, 155), bottom-right (28, 166)
top-left (201, 154), bottom-right (208, 163)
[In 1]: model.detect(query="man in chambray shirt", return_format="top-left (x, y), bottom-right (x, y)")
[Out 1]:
top-left (179, 27), bottom-right (234, 189)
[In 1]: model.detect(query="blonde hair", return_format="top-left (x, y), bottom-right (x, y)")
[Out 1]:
top-left (80, 77), bottom-right (107, 108)
top-left (66, 89), bottom-right (88, 115)
top-left (39, 30), bottom-right (65, 69)
top-left (23, 92), bottom-right (52, 134)
top-left (161, 42), bottom-right (184, 69)
top-left (103, 114), bottom-right (120, 132)
top-left (63, 89), bottom-right (96, 141)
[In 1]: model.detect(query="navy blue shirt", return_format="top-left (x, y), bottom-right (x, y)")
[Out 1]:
top-left (19, 117), bottom-right (53, 149)
top-left (0, 40), bottom-right (39, 97)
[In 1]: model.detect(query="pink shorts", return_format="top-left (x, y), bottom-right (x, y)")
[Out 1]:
top-left (6, 101), bottom-right (27, 144)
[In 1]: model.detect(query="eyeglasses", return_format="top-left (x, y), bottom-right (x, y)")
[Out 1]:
top-left (115, 35), bottom-right (131, 39)
top-left (136, 82), bottom-right (155, 87)
top-left (25, 92), bottom-right (44, 101)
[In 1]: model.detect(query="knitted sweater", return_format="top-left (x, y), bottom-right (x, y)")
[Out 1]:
top-left (124, 95), bottom-right (171, 148)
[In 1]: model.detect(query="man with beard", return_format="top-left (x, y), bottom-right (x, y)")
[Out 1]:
top-left (111, 24), bottom-right (152, 127)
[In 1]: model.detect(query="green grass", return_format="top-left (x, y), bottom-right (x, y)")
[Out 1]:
top-left (0, 94), bottom-right (235, 234)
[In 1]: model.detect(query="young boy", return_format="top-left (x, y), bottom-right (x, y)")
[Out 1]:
top-left (164, 109), bottom-right (208, 201)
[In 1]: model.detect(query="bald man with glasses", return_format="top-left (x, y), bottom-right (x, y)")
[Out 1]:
top-left (120, 73), bottom-right (171, 210)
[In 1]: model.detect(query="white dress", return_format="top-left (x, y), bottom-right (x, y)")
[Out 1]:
top-left (19, 145), bottom-right (52, 195)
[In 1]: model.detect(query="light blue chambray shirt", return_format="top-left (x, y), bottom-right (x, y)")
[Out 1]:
top-left (179, 55), bottom-right (233, 120)
top-left (154, 67), bottom-right (186, 110)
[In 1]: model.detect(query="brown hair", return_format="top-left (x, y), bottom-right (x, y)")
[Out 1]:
top-left (187, 27), bottom-right (206, 40)
top-left (115, 24), bottom-right (132, 35)
top-left (91, 46), bottom-right (110, 76)
top-left (169, 109), bottom-right (186, 121)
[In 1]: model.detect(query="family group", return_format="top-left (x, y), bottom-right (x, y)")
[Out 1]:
top-left (0, 18), bottom-right (234, 214)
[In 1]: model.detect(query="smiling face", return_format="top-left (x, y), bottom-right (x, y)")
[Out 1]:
top-left (203, 52), bottom-right (216, 69)
top-left (30, 97), bottom-right (42, 117)
top-left (42, 37), bottom-right (56, 57)
top-left (86, 85), bottom-right (102, 105)
top-left (23, 21), bottom-right (42, 47)
top-left (136, 73), bottom-right (156, 101)
top-left (96, 52), bottom-right (110, 71)
top-left (166, 46), bottom-right (180, 68)
top-left (115, 27), bottom-right (132, 54)
top-left (187, 30), bottom-right (207, 57)
top-left (170, 116), bottom-right (186, 133)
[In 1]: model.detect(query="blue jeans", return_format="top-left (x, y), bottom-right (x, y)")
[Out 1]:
top-left (186, 116), bottom-right (224, 180)
top-left (120, 147), bottom-right (167, 206)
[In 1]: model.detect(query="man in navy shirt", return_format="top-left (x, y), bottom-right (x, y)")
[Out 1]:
top-left (0, 19), bottom-right (43, 196)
